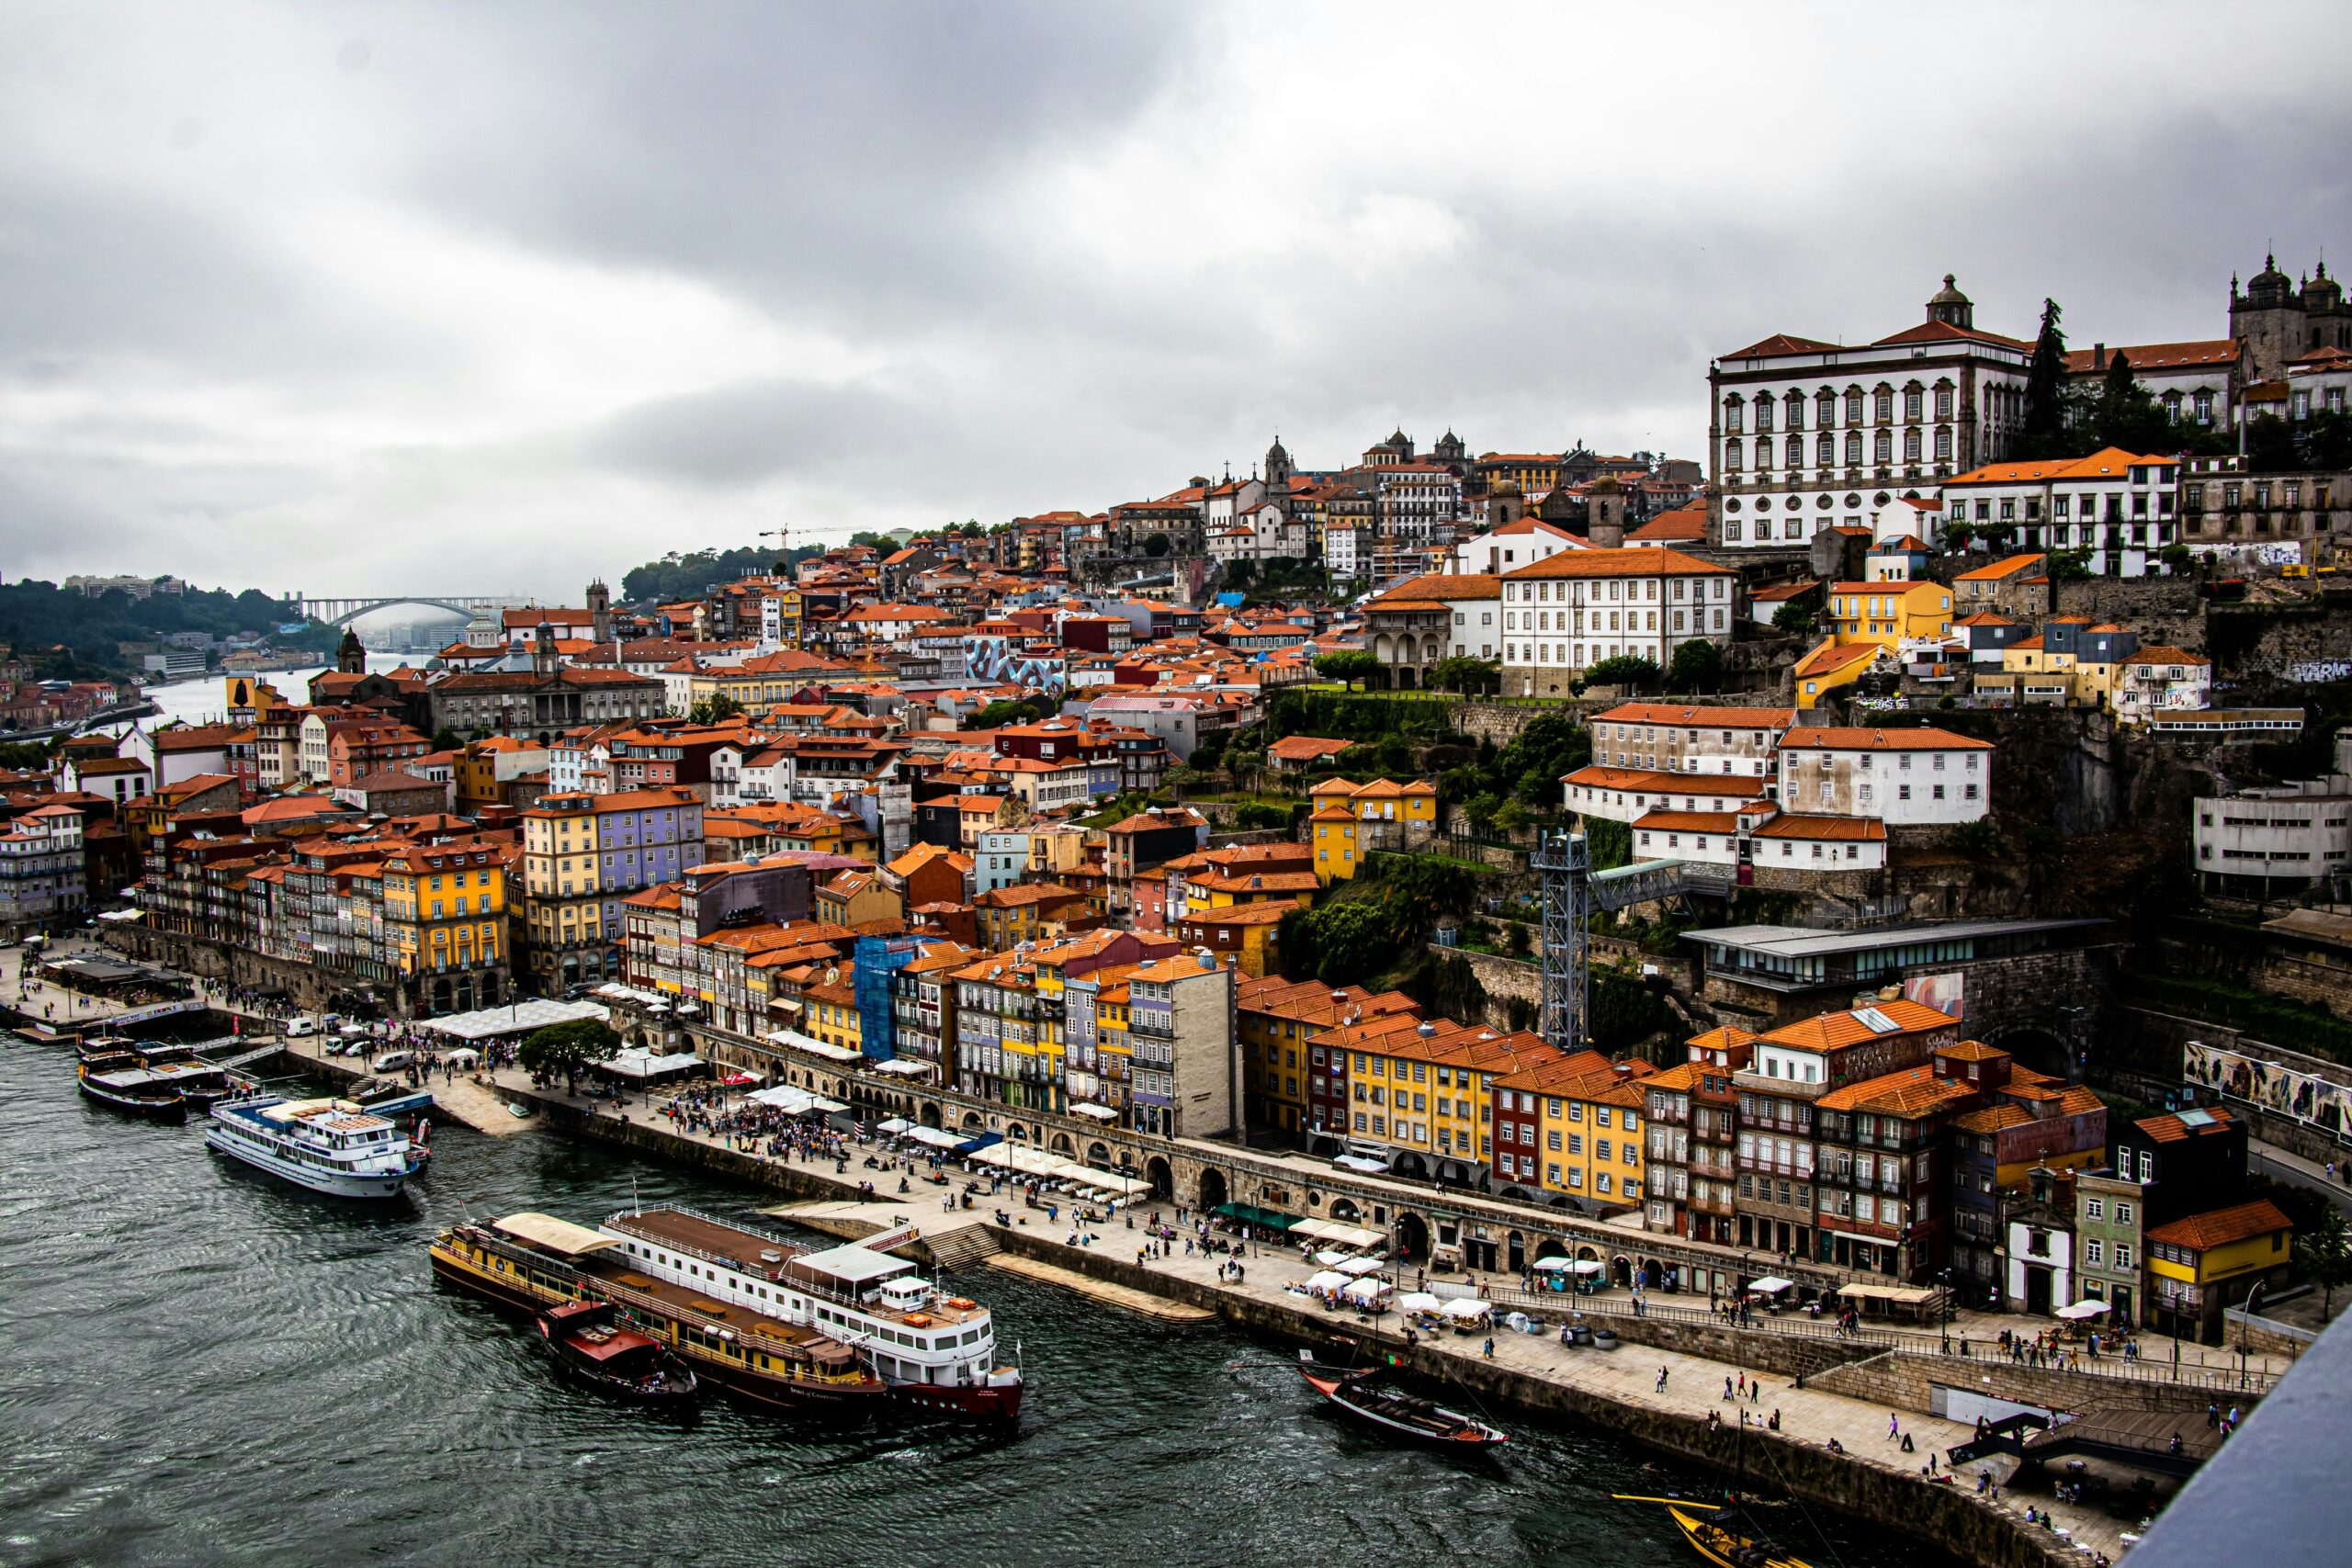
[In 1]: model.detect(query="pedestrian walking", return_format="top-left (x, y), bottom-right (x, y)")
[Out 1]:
top-left (1657, 1367), bottom-right (1669, 1393)
top-left (1724, 1377), bottom-right (1736, 1402)
top-left (1888, 1413), bottom-right (1900, 1441)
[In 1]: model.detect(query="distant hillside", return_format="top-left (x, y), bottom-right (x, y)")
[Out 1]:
top-left (0, 579), bottom-right (341, 678)
top-left (620, 544), bottom-right (819, 606)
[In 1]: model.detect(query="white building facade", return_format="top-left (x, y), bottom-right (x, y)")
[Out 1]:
top-left (1499, 548), bottom-right (1739, 698)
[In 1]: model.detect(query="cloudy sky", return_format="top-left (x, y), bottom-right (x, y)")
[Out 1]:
top-left (5, 1), bottom-right (2350, 601)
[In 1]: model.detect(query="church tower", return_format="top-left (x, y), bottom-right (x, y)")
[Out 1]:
top-left (1586, 477), bottom-right (1627, 548)
top-left (335, 628), bottom-right (366, 674)
top-left (587, 578), bottom-right (613, 645)
top-left (2232, 253), bottom-right (2301, 382)
top-left (1263, 435), bottom-right (1294, 493)
top-left (533, 622), bottom-right (558, 682)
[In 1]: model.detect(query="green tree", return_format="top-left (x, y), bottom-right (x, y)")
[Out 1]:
top-left (1583, 654), bottom-right (1661, 692)
top-left (1430, 656), bottom-right (1502, 695)
top-left (0, 739), bottom-right (52, 771)
top-left (1505, 921), bottom-right (1531, 957)
top-left (1224, 559), bottom-right (1257, 588)
top-left (2297, 1204), bottom-right (2352, 1317)
top-left (2047, 548), bottom-right (2093, 581)
top-left (1492, 800), bottom-right (1531, 834)
top-left (429, 726), bottom-right (461, 751)
top-left (1771, 597), bottom-right (1816, 635)
top-left (1585, 818), bottom-right (1633, 873)
top-left (2088, 351), bottom-right (2176, 454)
top-left (687, 693), bottom-right (746, 726)
top-left (517, 1019), bottom-right (623, 1088)
top-left (2159, 542), bottom-right (2194, 574)
top-left (1666, 638), bottom-right (1724, 694)
top-left (973, 697), bottom-right (1047, 728)
top-left (2018, 297), bottom-right (2072, 458)
top-left (1462, 792), bottom-right (1501, 831)
top-left (2245, 413), bottom-right (2302, 473)
top-left (1313, 650), bottom-right (1384, 690)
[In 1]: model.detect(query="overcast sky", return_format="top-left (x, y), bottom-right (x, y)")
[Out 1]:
top-left (5, 1), bottom-right (2350, 602)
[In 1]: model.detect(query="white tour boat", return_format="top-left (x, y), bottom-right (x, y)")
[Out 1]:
top-left (598, 1206), bottom-right (1024, 1421)
top-left (203, 1093), bottom-right (421, 1199)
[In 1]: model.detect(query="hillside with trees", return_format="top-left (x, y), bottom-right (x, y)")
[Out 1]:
top-left (0, 579), bottom-right (341, 678)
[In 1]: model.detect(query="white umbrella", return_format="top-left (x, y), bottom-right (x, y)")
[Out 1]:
top-left (1337, 1257), bottom-right (1385, 1277)
top-left (1304, 1270), bottom-right (1351, 1292)
top-left (1342, 1277), bottom-right (1391, 1307)
top-left (1396, 1292), bottom-right (1444, 1314)
top-left (2056, 1299), bottom-right (2110, 1320)
top-left (1441, 1297), bottom-right (1492, 1323)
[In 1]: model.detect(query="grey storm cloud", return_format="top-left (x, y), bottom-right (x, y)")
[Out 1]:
top-left (3, 0), bottom-right (2351, 597)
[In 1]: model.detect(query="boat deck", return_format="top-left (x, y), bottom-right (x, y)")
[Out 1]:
top-left (605, 1207), bottom-right (989, 1330)
top-left (566, 1252), bottom-right (857, 1365)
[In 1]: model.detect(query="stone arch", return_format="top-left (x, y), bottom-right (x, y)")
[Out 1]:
top-left (1086, 1141), bottom-right (1110, 1165)
top-left (1638, 1257), bottom-right (1664, 1290)
top-left (1393, 1211), bottom-right (1430, 1261)
top-left (1507, 1230), bottom-right (1526, 1272)
top-left (1372, 632), bottom-right (1396, 662)
top-left (1611, 1254), bottom-right (1633, 1288)
top-left (1329, 1196), bottom-right (1362, 1223)
top-left (1050, 1131), bottom-right (1074, 1155)
top-left (1532, 1236), bottom-right (1568, 1263)
top-left (1007, 1123), bottom-right (1028, 1141)
top-left (1196, 1167), bottom-right (1229, 1215)
top-left (961, 1111), bottom-right (986, 1131)
top-left (1576, 1244), bottom-right (1600, 1263)
top-left (1145, 1156), bottom-right (1172, 1199)
top-left (920, 1101), bottom-right (943, 1129)
top-left (1984, 1021), bottom-right (2071, 1079)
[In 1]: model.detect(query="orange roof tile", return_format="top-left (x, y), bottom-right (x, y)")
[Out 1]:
top-left (2144, 1199), bottom-right (2292, 1252)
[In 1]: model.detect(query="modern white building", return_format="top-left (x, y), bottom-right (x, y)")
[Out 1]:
top-left (1499, 548), bottom-right (1740, 698)
top-left (1709, 276), bottom-right (2030, 551)
top-left (1774, 726), bottom-right (1993, 824)
top-left (2193, 777), bottom-right (2352, 897)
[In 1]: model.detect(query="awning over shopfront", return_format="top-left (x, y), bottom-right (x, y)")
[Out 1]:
top-left (603, 1048), bottom-right (701, 1080)
top-left (2056, 1299), bottom-right (2110, 1320)
top-left (1289, 1218), bottom-right (1385, 1248)
top-left (1836, 1281), bottom-right (1938, 1304)
top-left (1212, 1201), bottom-right (1295, 1232)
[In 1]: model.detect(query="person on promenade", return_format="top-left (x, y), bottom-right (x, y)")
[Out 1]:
top-left (1888, 1413), bottom-right (1900, 1441)
top-left (1724, 1377), bottom-right (1736, 1401)
top-left (1657, 1367), bottom-right (1668, 1393)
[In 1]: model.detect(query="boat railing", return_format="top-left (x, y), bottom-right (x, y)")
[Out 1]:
top-left (452, 1228), bottom-right (866, 1381)
top-left (604, 1203), bottom-right (807, 1276)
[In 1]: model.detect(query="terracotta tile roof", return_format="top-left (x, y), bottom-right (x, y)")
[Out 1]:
top-left (1945, 447), bottom-right (2177, 488)
top-left (1953, 553), bottom-right (2049, 581)
top-left (1632, 809), bottom-right (1740, 833)
top-left (1781, 725), bottom-right (1992, 751)
top-left (1562, 765), bottom-right (1770, 797)
top-left (1504, 547), bottom-right (1735, 581)
top-left (2063, 339), bottom-right (2236, 373)
top-left (1758, 998), bottom-right (1957, 1052)
top-left (1685, 1026), bottom-right (1758, 1053)
top-left (1792, 641), bottom-right (1884, 680)
top-left (1753, 813), bottom-right (1887, 841)
top-left (1935, 1040), bottom-right (2008, 1063)
top-left (1593, 703), bottom-right (1796, 730)
top-left (1723, 333), bottom-right (1842, 359)
top-left (1815, 1063), bottom-right (1976, 1117)
top-left (2134, 1105), bottom-right (2236, 1144)
top-left (2144, 1199), bottom-right (2293, 1252)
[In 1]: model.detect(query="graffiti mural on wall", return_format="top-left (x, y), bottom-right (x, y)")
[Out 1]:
top-left (2184, 1038), bottom-right (2352, 1139)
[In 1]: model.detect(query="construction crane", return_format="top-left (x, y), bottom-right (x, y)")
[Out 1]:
top-left (757, 524), bottom-right (792, 576)
top-left (1532, 829), bottom-right (1590, 1054)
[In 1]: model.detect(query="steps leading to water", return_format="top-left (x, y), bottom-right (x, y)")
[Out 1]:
top-left (923, 1223), bottom-right (1005, 1274)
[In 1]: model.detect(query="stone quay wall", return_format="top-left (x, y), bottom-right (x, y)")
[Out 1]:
top-left (1808, 1349), bottom-right (2241, 1420)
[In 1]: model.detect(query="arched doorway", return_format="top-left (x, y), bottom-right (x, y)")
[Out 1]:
top-left (1989, 1024), bottom-right (2070, 1079)
top-left (1086, 1142), bottom-right (1110, 1165)
top-left (1611, 1254), bottom-right (1633, 1289)
top-left (1507, 1231), bottom-right (1526, 1273)
top-left (920, 1101), bottom-right (943, 1129)
top-left (1050, 1132), bottom-right (1074, 1155)
top-left (1145, 1156), bottom-right (1172, 1199)
top-left (1394, 1212), bottom-right (1430, 1261)
top-left (1007, 1124), bottom-right (1028, 1141)
top-left (1533, 1237), bottom-right (1567, 1264)
top-left (961, 1111), bottom-right (986, 1131)
top-left (1329, 1197), bottom-right (1362, 1223)
top-left (1197, 1168), bottom-right (1229, 1215)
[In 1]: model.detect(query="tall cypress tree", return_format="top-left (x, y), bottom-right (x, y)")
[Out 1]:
top-left (2019, 298), bottom-right (2071, 458)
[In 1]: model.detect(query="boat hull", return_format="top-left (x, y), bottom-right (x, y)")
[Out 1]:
top-left (1668, 1506), bottom-right (1814, 1568)
top-left (885, 1378), bottom-right (1023, 1423)
top-left (1297, 1351), bottom-right (1507, 1448)
top-left (203, 1122), bottom-right (411, 1199)
top-left (430, 1246), bottom-right (892, 1418)
top-left (79, 1079), bottom-right (186, 1122)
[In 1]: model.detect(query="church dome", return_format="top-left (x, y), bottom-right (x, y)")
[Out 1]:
top-left (1928, 273), bottom-right (1970, 308)
top-left (2246, 252), bottom-right (2294, 308)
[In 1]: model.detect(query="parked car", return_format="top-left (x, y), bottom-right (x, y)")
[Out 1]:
top-left (369, 1050), bottom-right (418, 1075)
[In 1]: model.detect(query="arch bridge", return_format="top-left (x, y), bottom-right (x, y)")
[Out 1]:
top-left (286, 593), bottom-right (540, 628)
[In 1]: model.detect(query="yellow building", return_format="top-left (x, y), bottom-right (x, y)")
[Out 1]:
top-left (1233, 976), bottom-right (1419, 1135)
top-left (802, 977), bottom-right (863, 1055)
top-left (1182, 863), bottom-right (1320, 917)
top-left (520, 799), bottom-right (605, 985)
top-left (812, 868), bottom-right (901, 928)
top-left (1792, 638), bottom-right (1887, 709)
top-left (1309, 806), bottom-right (1361, 883)
top-left (381, 837), bottom-right (507, 1012)
top-left (1491, 1056), bottom-right (1651, 1206)
top-left (1827, 580), bottom-right (1952, 648)
top-left (2145, 1199), bottom-right (2294, 1344)
top-left (1330, 1016), bottom-right (1556, 1184)
top-left (1310, 776), bottom-right (1440, 826)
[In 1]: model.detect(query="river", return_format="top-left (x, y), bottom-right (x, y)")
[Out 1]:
top-left (133, 655), bottom-right (428, 730)
top-left (0, 1045), bottom-right (1936, 1568)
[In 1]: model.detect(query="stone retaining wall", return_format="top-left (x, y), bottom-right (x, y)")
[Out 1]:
top-left (1808, 1349), bottom-right (2241, 1419)
top-left (990, 1228), bottom-right (2079, 1568)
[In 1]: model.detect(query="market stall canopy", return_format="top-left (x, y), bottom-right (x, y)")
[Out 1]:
top-left (444, 1047), bottom-right (481, 1067)
top-left (1747, 1275), bottom-right (1796, 1295)
top-left (1305, 1270), bottom-right (1351, 1292)
top-left (876, 1117), bottom-right (914, 1134)
top-left (1570, 1259), bottom-right (1605, 1276)
top-left (604, 1048), bottom-right (701, 1079)
top-left (748, 1084), bottom-right (849, 1114)
top-left (1290, 1219), bottom-right (1385, 1249)
top-left (765, 1028), bottom-right (861, 1062)
top-left (1531, 1257), bottom-right (1574, 1273)
top-left (1342, 1277), bottom-right (1392, 1306)
top-left (1312, 1249), bottom-right (1356, 1268)
top-left (1069, 1102), bottom-right (1119, 1121)
top-left (594, 982), bottom-right (669, 1007)
top-left (1211, 1201), bottom-right (1295, 1232)
top-left (1396, 1292), bottom-right (1444, 1314)
top-left (1332, 1155), bottom-right (1386, 1175)
top-left (2056, 1300), bottom-right (2111, 1320)
top-left (420, 998), bottom-right (609, 1042)
top-left (1441, 1297), bottom-right (1493, 1322)
top-left (1338, 1258), bottom-right (1385, 1278)
top-left (870, 1058), bottom-right (934, 1078)
top-left (1836, 1282), bottom-right (1939, 1304)
top-left (905, 1125), bottom-right (971, 1151)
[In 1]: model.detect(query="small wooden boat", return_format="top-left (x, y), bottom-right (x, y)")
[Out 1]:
top-left (1296, 1349), bottom-right (1508, 1447)
top-left (78, 1062), bottom-right (187, 1122)
top-left (535, 1301), bottom-right (699, 1404)
top-left (1612, 1495), bottom-right (1814, 1568)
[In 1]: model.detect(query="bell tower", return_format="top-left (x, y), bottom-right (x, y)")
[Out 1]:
top-left (587, 578), bottom-right (613, 645)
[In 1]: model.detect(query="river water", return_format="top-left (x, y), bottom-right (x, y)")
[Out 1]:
top-left (0, 1046), bottom-right (1929, 1568)
top-left (134, 655), bottom-right (426, 730)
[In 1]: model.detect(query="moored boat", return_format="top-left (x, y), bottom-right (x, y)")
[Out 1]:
top-left (430, 1213), bottom-right (888, 1416)
top-left (78, 1061), bottom-right (187, 1122)
top-left (203, 1092), bottom-right (418, 1199)
top-left (1296, 1349), bottom-right (1508, 1447)
top-left (597, 1205), bottom-right (1024, 1424)
top-left (535, 1300), bottom-right (698, 1404)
